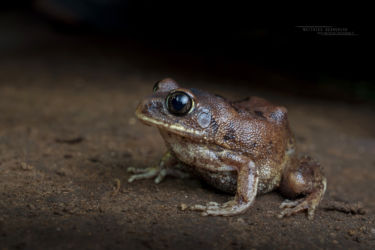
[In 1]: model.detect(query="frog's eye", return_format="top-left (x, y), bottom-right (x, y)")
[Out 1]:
top-left (166, 91), bottom-right (193, 116)
top-left (153, 80), bottom-right (160, 92)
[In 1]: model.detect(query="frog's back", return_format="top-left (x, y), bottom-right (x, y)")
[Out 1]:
top-left (216, 96), bottom-right (293, 154)
top-left (230, 96), bottom-right (279, 118)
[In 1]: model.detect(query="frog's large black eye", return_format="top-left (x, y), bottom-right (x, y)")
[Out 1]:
top-left (166, 91), bottom-right (193, 116)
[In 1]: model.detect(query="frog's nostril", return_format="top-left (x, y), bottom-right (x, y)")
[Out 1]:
top-left (135, 99), bottom-right (165, 118)
top-left (149, 101), bottom-right (163, 110)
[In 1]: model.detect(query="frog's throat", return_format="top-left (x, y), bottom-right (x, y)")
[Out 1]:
top-left (136, 114), bottom-right (205, 137)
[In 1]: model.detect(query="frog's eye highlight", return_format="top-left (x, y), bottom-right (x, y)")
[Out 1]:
top-left (166, 91), bottom-right (193, 116)
top-left (153, 80), bottom-right (160, 92)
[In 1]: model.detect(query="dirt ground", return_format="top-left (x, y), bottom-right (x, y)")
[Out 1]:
top-left (1, 12), bottom-right (375, 250)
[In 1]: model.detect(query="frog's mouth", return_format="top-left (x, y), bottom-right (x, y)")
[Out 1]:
top-left (135, 112), bottom-right (205, 137)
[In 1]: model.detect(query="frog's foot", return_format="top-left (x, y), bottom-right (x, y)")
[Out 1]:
top-left (278, 196), bottom-right (318, 220)
top-left (127, 166), bottom-right (189, 184)
top-left (279, 157), bottom-right (327, 220)
top-left (190, 200), bottom-right (249, 216)
top-left (127, 166), bottom-right (161, 183)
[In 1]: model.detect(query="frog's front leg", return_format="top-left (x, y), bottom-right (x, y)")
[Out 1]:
top-left (191, 160), bottom-right (259, 216)
top-left (127, 151), bottom-right (190, 184)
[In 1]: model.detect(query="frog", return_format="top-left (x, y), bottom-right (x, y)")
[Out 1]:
top-left (128, 78), bottom-right (326, 219)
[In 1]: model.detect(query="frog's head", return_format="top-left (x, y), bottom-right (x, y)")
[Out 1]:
top-left (135, 78), bottom-right (236, 141)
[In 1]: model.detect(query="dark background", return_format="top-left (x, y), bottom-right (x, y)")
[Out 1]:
top-left (2, 0), bottom-right (374, 102)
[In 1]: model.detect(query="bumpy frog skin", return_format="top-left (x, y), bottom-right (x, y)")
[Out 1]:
top-left (128, 78), bottom-right (326, 219)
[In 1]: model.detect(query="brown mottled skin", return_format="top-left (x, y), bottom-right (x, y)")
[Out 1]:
top-left (128, 78), bottom-right (326, 219)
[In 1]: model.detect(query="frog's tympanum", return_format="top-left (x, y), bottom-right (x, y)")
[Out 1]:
top-left (128, 78), bottom-right (326, 219)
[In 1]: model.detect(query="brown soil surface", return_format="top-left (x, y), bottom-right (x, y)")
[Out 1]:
top-left (1, 11), bottom-right (375, 250)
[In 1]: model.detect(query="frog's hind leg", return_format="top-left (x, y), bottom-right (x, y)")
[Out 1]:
top-left (278, 156), bottom-right (326, 220)
top-left (127, 152), bottom-right (190, 184)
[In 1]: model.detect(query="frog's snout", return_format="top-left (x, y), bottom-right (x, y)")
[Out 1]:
top-left (135, 99), bottom-right (151, 120)
top-left (135, 98), bottom-right (164, 120)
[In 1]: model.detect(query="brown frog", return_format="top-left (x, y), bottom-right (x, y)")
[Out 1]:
top-left (128, 78), bottom-right (326, 219)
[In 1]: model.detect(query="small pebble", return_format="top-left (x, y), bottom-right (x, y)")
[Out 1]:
top-left (180, 203), bottom-right (188, 211)
top-left (348, 229), bottom-right (356, 236)
top-left (20, 162), bottom-right (34, 171)
top-left (27, 204), bottom-right (36, 210)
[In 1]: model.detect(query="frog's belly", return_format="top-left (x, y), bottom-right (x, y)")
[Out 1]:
top-left (160, 131), bottom-right (280, 194)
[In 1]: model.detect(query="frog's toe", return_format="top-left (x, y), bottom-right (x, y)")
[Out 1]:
top-left (127, 167), bottom-right (147, 174)
top-left (127, 167), bottom-right (159, 183)
top-left (190, 200), bottom-right (247, 216)
top-left (189, 204), bottom-right (206, 211)
top-left (204, 201), bottom-right (242, 216)
top-left (279, 199), bottom-right (301, 209)
top-left (207, 201), bottom-right (220, 207)
top-left (278, 198), bottom-right (317, 220)
top-left (154, 169), bottom-right (168, 184)
top-left (189, 201), bottom-right (219, 212)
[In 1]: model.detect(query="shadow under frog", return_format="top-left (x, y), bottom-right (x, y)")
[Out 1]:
top-left (128, 78), bottom-right (326, 219)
